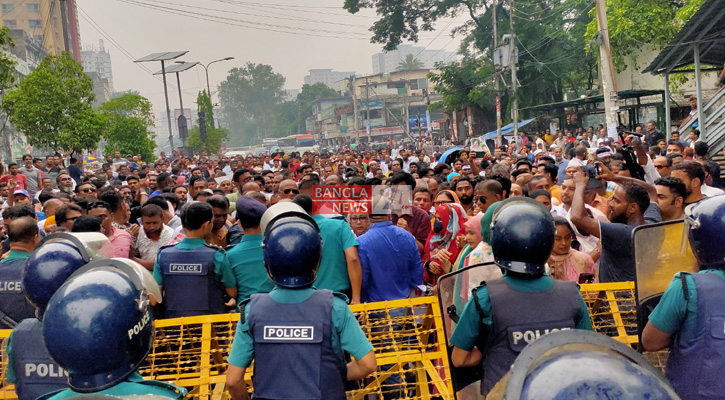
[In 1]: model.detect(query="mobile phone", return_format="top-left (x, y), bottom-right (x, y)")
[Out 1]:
top-left (578, 273), bottom-right (595, 284)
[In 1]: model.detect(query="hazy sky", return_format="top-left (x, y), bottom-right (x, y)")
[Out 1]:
top-left (76, 0), bottom-right (461, 122)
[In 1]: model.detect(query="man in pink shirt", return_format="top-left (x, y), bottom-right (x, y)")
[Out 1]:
top-left (88, 201), bottom-right (133, 258)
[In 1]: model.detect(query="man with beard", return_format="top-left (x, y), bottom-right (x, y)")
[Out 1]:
top-left (654, 177), bottom-right (686, 221)
top-left (55, 174), bottom-right (74, 195)
top-left (570, 164), bottom-right (661, 282)
top-left (671, 161), bottom-right (708, 205)
top-left (454, 177), bottom-right (475, 215)
top-left (133, 204), bottom-right (174, 271)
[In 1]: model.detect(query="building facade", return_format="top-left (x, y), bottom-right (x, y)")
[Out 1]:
top-left (372, 45), bottom-right (456, 74)
top-left (303, 69), bottom-right (355, 88)
top-left (0, 0), bottom-right (80, 61)
top-left (81, 39), bottom-right (113, 92)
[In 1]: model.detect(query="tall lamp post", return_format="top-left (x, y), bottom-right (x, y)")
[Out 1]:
top-left (178, 57), bottom-right (234, 99)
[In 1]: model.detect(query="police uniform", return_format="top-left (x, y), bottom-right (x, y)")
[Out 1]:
top-left (39, 372), bottom-right (184, 400)
top-left (228, 287), bottom-right (372, 400)
top-left (0, 250), bottom-right (36, 329)
top-left (648, 270), bottom-right (725, 400)
top-left (449, 197), bottom-right (593, 396)
top-left (450, 273), bottom-right (592, 394)
top-left (6, 319), bottom-right (68, 400)
top-left (153, 238), bottom-right (236, 318)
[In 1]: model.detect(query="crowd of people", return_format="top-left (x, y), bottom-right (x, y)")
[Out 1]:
top-left (1, 121), bottom-right (723, 399)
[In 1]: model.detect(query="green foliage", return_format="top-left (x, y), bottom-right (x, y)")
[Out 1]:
top-left (429, 57), bottom-right (496, 113)
top-left (188, 90), bottom-right (228, 153)
top-left (584, 0), bottom-right (705, 72)
top-left (97, 93), bottom-right (156, 161)
top-left (218, 62), bottom-right (286, 146)
top-left (3, 52), bottom-right (103, 152)
top-left (0, 25), bottom-right (17, 161)
top-left (361, 0), bottom-right (595, 124)
top-left (397, 54), bottom-right (425, 71)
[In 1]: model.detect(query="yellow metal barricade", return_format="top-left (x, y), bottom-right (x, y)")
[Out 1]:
top-left (0, 284), bottom-right (661, 400)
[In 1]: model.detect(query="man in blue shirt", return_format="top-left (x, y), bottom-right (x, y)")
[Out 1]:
top-left (357, 198), bottom-right (423, 302)
top-left (227, 197), bottom-right (274, 304)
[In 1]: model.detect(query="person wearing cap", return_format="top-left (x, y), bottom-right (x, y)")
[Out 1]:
top-left (154, 202), bottom-right (237, 318)
top-left (225, 203), bottom-right (377, 400)
top-left (227, 197), bottom-right (273, 304)
top-left (0, 217), bottom-right (39, 329)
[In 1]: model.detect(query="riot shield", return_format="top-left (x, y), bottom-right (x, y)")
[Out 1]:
top-left (437, 262), bottom-right (504, 398)
top-left (633, 220), bottom-right (697, 338)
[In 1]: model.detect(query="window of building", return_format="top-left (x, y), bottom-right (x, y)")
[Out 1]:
top-left (409, 78), bottom-right (428, 91)
top-left (1, 4), bottom-right (13, 13)
top-left (33, 34), bottom-right (43, 43)
top-left (3, 19), bottom-right (16, 28)
top-left (28, 19), bottom-right (42, 29)
top-left (26, 3), bottom-right (40, 13)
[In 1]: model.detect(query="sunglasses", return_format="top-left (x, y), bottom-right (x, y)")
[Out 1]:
top-left (350, 216), bottom-right (369, 222)
top-left (81, 188), bottom-right (96, 193)
top-left (284, 188), bottom-right (299, 195)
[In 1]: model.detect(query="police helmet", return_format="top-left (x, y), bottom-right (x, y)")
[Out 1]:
top-left (43, 266), bottom-right (158, 392)
top-left (500, 330), bottom-right (680, 400)
top-left (262, 204), bottom-right (322, 288)
top-left (686, 195), bottom-right (725, 269)
top-left (260, 201), bottom-right (318, 234)
top-left (23, 232), bottom-right (111, 313)
top-left (490, 197), bottom-right (555, 275)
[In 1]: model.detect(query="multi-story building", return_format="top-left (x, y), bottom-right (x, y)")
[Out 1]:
top-left (303, 69), bottom-right (354, 88)
top-left (0, 0), bottom-right (81, 62)
top-left (309, 69), bottom-right (445, 145)
top-left (372, 45), bottom-right (456, 74)
top-left (87, 71), bottom-right (110, 107)
top-left (81, 39), bottom-right (113, 92)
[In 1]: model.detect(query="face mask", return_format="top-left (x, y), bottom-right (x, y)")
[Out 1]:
top-left (433, 219), bottom-right (444, 233)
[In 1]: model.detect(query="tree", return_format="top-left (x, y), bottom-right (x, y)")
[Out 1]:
top-left (188, 90), bottom-right (228, 153)
top-left (3, 52), bottom-right (102, 152)
top-left (218, 63), bottom-right (285, 146)
top-left (429, 57), bottom-right (496, 113)
top-left (397, 54), bottom-right (425, 71)
top-left (97, 93), bottom-right (157, 162)
top-left (346, 0), bottom-right (595, 125)
top-left (0, 26), bottom-right (17, 162)
top-left (585, 0), bottom-right (704, 72)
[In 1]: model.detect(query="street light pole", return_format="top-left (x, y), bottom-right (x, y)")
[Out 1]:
top-left (198, 57), bottom-right (235, 98)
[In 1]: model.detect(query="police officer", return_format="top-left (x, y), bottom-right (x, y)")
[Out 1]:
top-left (39, 262), bottom-right (184, 400)
top-left (642, 195), bottom-right (725, 400)
top-left (225, 203), bottom-right (377, 400)
top-left (154, 202), bottom-right (237, 318)
top-left (0, 217), bottom-right (40, 329)
top-left (449, 197), bottom-right (593, 396)
top-left (4, 233), bottom-right (101, 400)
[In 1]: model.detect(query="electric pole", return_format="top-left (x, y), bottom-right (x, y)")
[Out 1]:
top-left (595, 0), bottom-right (619, 139)
top-left (493, 0), bottom-right (502, 145)
top-left (352, 76), bottom-right (359, 140)
top-left (365, 76), bottom-right (371, 140)
top-left (510, 0), bottom-right (519, 139)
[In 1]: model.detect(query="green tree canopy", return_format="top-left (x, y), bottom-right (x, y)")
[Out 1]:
top-left (218, 62), bottom-right (285, 146)
top-left (584, 0), bottom-right (705, 72)
top-left (346, 0), bottom-right (595, 128)
top-left (397, 54), bottom-right (425, 71)
top-left (188, 90), bottom-right (228, 153)
top-left (3, 52), bottom-right (103, 152)
top-left (97, 93), bottom-right (156, 162)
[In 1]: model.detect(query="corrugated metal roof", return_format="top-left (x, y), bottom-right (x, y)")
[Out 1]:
top-left (643, 0), bottom-right (725, 75)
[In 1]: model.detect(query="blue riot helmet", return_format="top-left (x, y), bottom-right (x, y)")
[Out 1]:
top-left (500, 330), bottom-right (680, 400)
top-left (490, 197), bottom-right (555, 275)
top-left (43, 264), bottom-right (159, 392)
top-left (261, 202), bottom-right (322, 288)
top-left (23, 232), bottom-right (112, 314)
top-left (686, 195), bottom-right (725, 269)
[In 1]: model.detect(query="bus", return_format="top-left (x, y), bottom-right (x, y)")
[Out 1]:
top-left (262, 138), bottom-right (279, 149)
